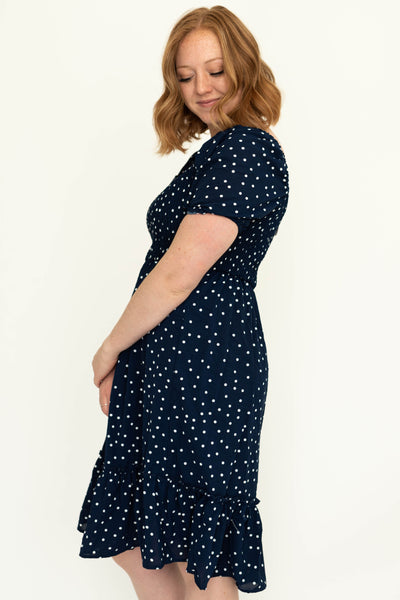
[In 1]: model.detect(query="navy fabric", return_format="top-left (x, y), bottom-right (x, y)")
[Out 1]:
top-left (77, 125), bottom-right (289, 593)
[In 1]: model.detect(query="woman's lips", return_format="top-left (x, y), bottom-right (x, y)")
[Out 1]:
top-left (197, 98), bottom-right (219, 106)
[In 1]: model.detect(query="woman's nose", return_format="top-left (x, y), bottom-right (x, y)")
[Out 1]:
top-left (195, 72), bottom-right (213, 95)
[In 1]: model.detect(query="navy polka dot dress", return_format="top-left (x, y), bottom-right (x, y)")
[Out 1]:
top-left (77, 125), bottom-right (289, 593)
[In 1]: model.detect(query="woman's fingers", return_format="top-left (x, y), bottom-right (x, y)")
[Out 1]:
top-left (92, 341), bottom-right (119, 388)
top-left (98, 367), bottom-right (116, 416)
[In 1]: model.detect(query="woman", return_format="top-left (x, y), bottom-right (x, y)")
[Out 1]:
top-left (77, 5), bottom-right (289, 599)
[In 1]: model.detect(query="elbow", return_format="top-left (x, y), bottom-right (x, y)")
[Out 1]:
top-left (165, 272), bottom-right (200, 297)
top-left (162, 260), bottom-right (207, 297)
top-left (153, 243), bottom-right (215, 298)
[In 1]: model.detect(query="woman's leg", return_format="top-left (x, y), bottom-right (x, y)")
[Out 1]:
top-left (176, 561), bottom-right (239, 600)
top-left (112, 547), bottom-right (186, 600)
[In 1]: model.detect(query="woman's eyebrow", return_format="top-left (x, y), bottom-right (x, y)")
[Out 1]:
top-left (176, 57), bottom-right (223, 69)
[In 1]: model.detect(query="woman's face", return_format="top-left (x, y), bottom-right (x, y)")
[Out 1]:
top-left (175, 28), bottom-right (241, 136)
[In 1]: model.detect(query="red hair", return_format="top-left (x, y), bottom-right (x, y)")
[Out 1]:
top-left (153, 5), bottom-right (282, 154)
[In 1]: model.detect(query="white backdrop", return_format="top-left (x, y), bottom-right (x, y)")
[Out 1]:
top-left (1, 1), bottom-right (399, 598)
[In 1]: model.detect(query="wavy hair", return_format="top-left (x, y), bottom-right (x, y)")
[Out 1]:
top-left (153, 5), bottom-right (282, 155)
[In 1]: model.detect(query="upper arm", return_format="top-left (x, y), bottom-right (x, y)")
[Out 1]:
top-left (149, 129), bottom-right (288, 296)
top-left (152, 212), bottom-right (239, 294)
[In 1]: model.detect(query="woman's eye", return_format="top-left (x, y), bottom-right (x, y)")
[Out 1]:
top-left (177, 70), bottom-right (224, 83)
top-left (178, 70), bottom-right (224, 83)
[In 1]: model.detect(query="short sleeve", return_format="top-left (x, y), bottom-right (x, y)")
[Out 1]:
top-left (187, 127), bottom-right (289, 235)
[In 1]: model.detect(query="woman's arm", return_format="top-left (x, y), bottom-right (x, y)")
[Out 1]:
top-left (92, 212), bottom-right (238, 387)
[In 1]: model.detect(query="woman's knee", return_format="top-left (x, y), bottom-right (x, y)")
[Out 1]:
top-left (112, 547), bottom-right (142, 573)
top-left (112, 549), bottom-right (187, 600)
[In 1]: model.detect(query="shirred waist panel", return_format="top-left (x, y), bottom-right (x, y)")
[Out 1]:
top-left (141, 253), bottom-right (256, 291)
top-left (205, 268), bottom-right (256, 290)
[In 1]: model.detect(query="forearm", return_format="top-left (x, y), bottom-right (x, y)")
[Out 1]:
top-left (92, 214), bottom-right (238, 387)
top-left (102, 263), bottom-right (194, 356)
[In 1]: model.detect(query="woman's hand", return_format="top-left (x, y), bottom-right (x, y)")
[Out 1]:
top-left (92, 338), bottom-right (119, 388)
top-left (98, 367), bottom-right (116, 416)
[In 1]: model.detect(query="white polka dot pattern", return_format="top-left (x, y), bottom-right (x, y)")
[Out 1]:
top-left (77, 125), bottom-right (289, 593)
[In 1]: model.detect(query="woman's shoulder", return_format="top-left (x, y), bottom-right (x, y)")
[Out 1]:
top-left (225, 125), bottom-right (285, 156)
top-left (195, 125), bottom-right (286, 168)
